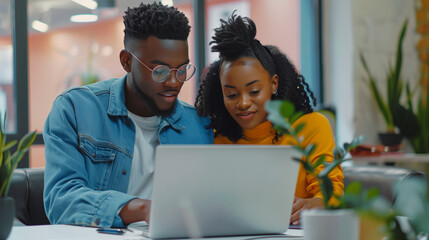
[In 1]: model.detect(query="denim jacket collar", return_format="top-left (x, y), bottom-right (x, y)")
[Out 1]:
top-left (106, 75), bottom-right (185, 131)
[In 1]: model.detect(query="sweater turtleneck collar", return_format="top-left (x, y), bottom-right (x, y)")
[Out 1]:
top-left (242, 120), bottom-right (276, 142)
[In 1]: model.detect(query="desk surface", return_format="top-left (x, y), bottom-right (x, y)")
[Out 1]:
top-left (352, 153), bottom-right (429, 164)
top-left (8, 225), bottom-right (304, 240)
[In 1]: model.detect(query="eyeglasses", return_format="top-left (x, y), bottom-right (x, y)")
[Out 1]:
top-left (129, 52), bottom-right (196, 83)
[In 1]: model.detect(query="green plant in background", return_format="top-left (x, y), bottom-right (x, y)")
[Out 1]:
top-left (0, 113), bottom-right (37, 197)
top-left (265, 100), bottom-right (413, 240)
top-left (360, 19), bottom-right (420, 138)
top-left (407, 63), bottom-right (429, 153)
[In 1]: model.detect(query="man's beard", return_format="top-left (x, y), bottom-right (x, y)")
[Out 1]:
top-left (131, 76), bottom-right (176, 117)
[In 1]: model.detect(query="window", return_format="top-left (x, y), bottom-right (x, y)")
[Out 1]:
top-left (0, 0), bottom-right (14, 132)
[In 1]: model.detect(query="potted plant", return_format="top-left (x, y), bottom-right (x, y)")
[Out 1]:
top-left (360, 19), bottom-right (420, 146)
top-left (0, 113), bottom-right (36, 240)
top-left (393, 177), bottom-right (429, 239)
top-left (406, 60), bottom-right (429, 153)
top-left (265, 100), bottom-right (407, 240)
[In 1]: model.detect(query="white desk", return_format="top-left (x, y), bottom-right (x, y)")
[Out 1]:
top-left (351, 153), bottom-right (429, 177)
top-left (7, 225), bottom-right (304, 240)
top-left (352, 153), bottom-right (429, 165)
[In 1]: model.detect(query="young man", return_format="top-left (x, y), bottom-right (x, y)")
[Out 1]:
top-left (43, 2), bottom-right (213, 228)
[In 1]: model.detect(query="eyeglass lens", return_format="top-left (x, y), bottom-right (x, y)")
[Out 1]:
top-left (152, 64), bottom-right (196, 83)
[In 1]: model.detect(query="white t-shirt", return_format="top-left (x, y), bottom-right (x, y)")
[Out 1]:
top-left (126, 111), bottom-right (160, 200)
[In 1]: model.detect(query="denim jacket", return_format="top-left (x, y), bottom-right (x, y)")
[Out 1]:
top-left (43, 76), bottom-right (213, 227)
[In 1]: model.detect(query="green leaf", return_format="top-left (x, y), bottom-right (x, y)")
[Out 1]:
top-left (3, 140), bottom-right (17, 152)
top-left (405, 82), bottom-right (413, 112)
top-left (265, 101), bottom-right (292, 132)
top-left (319, 159), bottom-right (343, 178)
top-left (333, 146), bottom-right (346, 160)
top-left (313, 155), bottom-right (326, 169)
top-left (273, 126), bottom-right (288, 135)
top-left (293, 156), bottom-right (314, 174)
top-left (265, 100), bottom-right (283, 115)
top-left (364, 187), bottom-right (380, 200)
top-left (7, 151), bottom-right (18, 166)
top-left (305, 144), bottom-right (317, 157)
top-left (279, 101), bottom-right (295, 119)
top-left (292, 157), bottom-right (304, 164)
top-left (366, 197), bottom-right (393, 218)
top-left (0, 111), bottom-right (36, 197)
top-left (320, 176), bottom-right (334, 205)
top-left (292, 145), bottom-right (306, 156)
top-left (289, 111), bottom-right (304, 125)
top-left (294, 123), bottom-right (306, 135)
top-left (2, 150), bottom-right (10, 166)
top-left (344, 181), bottom-right (362, 195)
top-left (360, 52), bottom-right (395, 132)
top-left (392, 104), bottom-right (420, 137)
top-left (302, 161), bottom-right (315, 174)
top-left (11, 151), bottom-right (26, 170)
top-left (1, 170), bottom-right (14, 197)
top-left (389, 218), bottom-right (409, 240)
top-left (391, 20), bottom-right (407, 103)
top-left (0, 162), bottom-right (10, 197)
top-left (345, 135), bottom-right (365, 151)
top-left (369, 75), bottom-right (394, 131)
top-left (360, 53), bottom-right (373, 81)
top-left (3, 151), bottom-right (27, 196)
top-left (17, 131), bottom-right (37, 152)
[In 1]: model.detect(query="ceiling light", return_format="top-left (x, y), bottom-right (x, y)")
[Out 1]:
top-left (161, 0), bottom-right (174, 7)
top-left (32, 20), bottom-right (49, 33)
top-left (70, 14), bottom-right (98, 23)
top-left (72, 0), bottom-right (98, 10)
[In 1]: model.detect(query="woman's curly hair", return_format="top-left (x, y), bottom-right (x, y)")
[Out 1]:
top-left (195, 12), bottom-right (316, 142)
top-left (123, 2), bottom-right (190, 43)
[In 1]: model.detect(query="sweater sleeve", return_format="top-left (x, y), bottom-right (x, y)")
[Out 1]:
top-left (293, 112), bottom-right (344, 204)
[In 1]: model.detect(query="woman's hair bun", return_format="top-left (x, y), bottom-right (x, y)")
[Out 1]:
top-left (210, 11), bottom-right (257, 59)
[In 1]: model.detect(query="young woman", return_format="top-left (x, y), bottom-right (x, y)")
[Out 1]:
top-left (195, 13), bottom-right (343, 225)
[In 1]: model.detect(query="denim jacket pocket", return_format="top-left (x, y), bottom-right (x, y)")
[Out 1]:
top-left (79, 135), bottom-right (118, 190)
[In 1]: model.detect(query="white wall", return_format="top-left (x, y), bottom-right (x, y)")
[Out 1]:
top-left (323, 0), bottom-right (419, 148)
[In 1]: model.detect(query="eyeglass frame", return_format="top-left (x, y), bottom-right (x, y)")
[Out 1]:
top-left (128, 51), bottom-right (196, 83)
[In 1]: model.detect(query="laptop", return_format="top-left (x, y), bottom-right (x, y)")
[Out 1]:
top-left (128, 144), bottom-right (300, 239)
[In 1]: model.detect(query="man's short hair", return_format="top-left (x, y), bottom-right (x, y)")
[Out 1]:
top-left (123, 2), bottom-right (191, 44)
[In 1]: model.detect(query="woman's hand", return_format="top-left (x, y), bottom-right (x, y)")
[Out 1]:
top-left (290, 197), bottom-right (323, 225)
top-left (119, 198), bottom-right (151, 225)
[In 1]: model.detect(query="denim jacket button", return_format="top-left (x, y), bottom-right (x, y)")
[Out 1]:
top-left (93, 153), bottom-right (96, 158)
top-left (122, 170), bottom-right (127, 175)
top-left (95, 218), bottom-right (100, 225)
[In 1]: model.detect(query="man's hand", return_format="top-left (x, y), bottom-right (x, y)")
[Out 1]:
top-left (119, 199), bottom-right (151, 225)
top-left (290, 197), bottom-right (323, 225)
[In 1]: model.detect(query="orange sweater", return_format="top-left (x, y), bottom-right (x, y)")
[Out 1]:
top-left (214, 112), bottom-right (344, 202)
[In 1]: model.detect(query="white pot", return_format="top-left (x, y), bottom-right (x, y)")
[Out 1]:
top-left (301, 208), bottom-right (359, 240)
